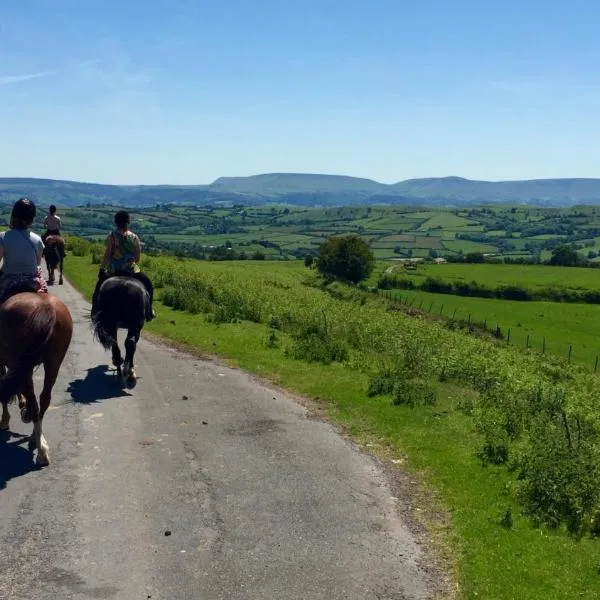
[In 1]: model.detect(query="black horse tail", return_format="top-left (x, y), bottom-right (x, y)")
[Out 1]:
top-left (0, 301), bottom-right (56, 404)
top-left (92, 310), bottom-right (116, 350)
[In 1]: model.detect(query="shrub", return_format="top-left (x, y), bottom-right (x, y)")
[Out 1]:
top-left (392, 377), bottom-right (438, 407)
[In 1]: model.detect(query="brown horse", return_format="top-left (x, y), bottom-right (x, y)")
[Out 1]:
top-left (0, 292), bottom-right (72, 466)
top-left (43, 234), bottom-right (66, 285)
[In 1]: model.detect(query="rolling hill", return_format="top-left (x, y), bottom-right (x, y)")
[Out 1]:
top-left (2, 174), bottom-right (600, 207)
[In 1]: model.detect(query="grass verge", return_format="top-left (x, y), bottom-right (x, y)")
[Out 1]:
top-left (65, 255), bottom-right (600, 600)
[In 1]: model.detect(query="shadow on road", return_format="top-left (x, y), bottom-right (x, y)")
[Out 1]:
top-left (68, 365), bottom-right (133, 404)
top-left (0, 430), bottom-right (38, 490)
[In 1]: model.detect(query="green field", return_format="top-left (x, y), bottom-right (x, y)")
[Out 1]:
top-left (387, 288), bottom-right (600, 368)
top-left (65, 248), bottom-right (600, 600)
top-left (387, 262), bottom-right (600, 293)
top-left (8, 201), bottom-right (600, 265)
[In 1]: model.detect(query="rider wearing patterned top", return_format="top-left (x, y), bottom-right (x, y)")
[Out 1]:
top-left (91, 210), bottom-right (155, 321)
top-left (0, 198), bottom-right (48, 304)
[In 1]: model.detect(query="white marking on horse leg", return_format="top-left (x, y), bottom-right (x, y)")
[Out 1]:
top-left (0, 402), bottom-right (9, 430)
top-left (33, 421), bottom-right (50, 466)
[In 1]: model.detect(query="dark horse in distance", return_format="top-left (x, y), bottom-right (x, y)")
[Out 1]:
top-left (92, 276), bottom-right (149, 386)
top-left (43, 234), bottom-right (66, 285)
top-left (0, 291), bottom-right (73, 466)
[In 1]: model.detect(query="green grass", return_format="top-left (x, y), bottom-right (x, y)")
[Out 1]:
top-left (388, 262), bottom-right (600, 293)
top-left (418, 214), bottom-right (474, 231)
top-left (442, 240), bottom-right (498, 254)
top-left (388, 288), bottom-right (600, 368)
top-left (65, 253), bottom-right (600, 600)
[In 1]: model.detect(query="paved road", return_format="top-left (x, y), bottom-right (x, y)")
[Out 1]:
top-left (0, 280), bottom-right (448, 600)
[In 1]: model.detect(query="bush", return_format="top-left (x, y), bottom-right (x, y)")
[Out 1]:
top-left (392, 378), bottom-right (438, 407)
top-left (285, 314), bottom-right (349, 364)
top-left (316, 234), bottom-right (375, 284)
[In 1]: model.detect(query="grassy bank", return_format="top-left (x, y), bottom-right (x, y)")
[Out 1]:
top-left (65, 254), bottom-right (600, 600)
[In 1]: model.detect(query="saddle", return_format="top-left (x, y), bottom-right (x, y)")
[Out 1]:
top-left (0, 280), bottom-right (40, 306)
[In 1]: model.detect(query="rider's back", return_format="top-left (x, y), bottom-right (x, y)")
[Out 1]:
top-left (0, 229), bottom-right (43, 275)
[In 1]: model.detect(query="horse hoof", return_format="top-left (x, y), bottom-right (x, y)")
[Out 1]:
top-left (36, 454), bottom-right (49, 467)
top-left (20, 408), bottom-right (32, 424)
top-left (0, 419), bottom-right (9, 431)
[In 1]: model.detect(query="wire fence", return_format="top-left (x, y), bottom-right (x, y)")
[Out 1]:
top-left (374, 288), bottom-right (598, 371)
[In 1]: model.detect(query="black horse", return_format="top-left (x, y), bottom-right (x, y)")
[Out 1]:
top-left (43, 235), bottom-right (65, 285)
top-left (91, 276), bottom-right (149, 386)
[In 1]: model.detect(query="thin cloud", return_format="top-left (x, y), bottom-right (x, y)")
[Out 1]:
top-left (0, 69), bottom-right (59, 86)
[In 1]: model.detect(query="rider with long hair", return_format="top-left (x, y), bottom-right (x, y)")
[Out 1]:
top-left (91, 210), bottom-right (155, 321)
top-left (0, 198), bottom-right (48, 304)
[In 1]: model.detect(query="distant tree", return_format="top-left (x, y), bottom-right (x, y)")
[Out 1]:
top-left (316, 234), bottom-right (375, 284)
top-left (549, 245), bottom-right (584, 267)
top-left (252, 250), bottom-right (266, 260)
top-left (588, 250), bottom-right (598, 260)
top-left (304, 254), bottom-right (314, 268)
top-left (465, 252), bottom-right (485, 263)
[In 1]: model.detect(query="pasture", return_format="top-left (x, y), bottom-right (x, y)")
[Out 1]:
top-left (387, 288), bottom-right (600, 368)
top-left (65, 249), bottom-right (600, 600)
top-left (14, 201), bottom-right (600, 264)
top-left (387, 262), bottom-right (600, 291)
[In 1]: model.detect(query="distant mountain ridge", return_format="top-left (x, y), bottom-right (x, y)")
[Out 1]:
top-left (1, 174), bottom-right (600, 207)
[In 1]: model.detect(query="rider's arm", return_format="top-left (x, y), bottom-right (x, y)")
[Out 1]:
top-left (133, 234), bottom-right (141, 263)
top-left (100, 234), bottom-right (112, 270)
top-left (35, 237), bottom-right (43, 266)
top-left (43, 215), bottom-right (48, 228)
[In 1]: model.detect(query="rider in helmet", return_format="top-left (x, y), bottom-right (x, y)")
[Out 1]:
top-left (91, 210), bottom-right (155, 321)
top-left (42, 204), bottom-right (61, 242)
top-left (0, 198), bottom-right (48, 304)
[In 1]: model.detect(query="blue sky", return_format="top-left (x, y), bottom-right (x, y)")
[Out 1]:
top-left (1, 0), bottom-right (599, 184)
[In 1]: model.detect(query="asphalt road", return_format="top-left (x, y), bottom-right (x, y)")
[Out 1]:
top-left (0, 280), bottom-right (449, 600)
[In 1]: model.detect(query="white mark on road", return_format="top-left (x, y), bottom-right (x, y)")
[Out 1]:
top-left (85, 413), bottom-right (104, 422)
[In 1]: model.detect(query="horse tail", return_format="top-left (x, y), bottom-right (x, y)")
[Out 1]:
top-left (0, 300), bottom-right (56, 404)
top-left (92, 310), bottom-right (115, 350)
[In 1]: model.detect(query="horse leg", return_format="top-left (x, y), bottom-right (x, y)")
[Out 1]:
top-left (32, 350), bottom-right (65, 465)
top-left (0, 365), bottom-right (8, 430)
top-left (0, 402), bottom-right (9, 431)
top-left (109, 326), bottom-right (123, 377)
top-left (59, 257), bottom-right (64, 285)
top-left (46, 258), bottom-right (54, 285)
top-left (20, 378), bottom-right (48, 466)
top-left (123, 327), bottom-right (140, 381)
